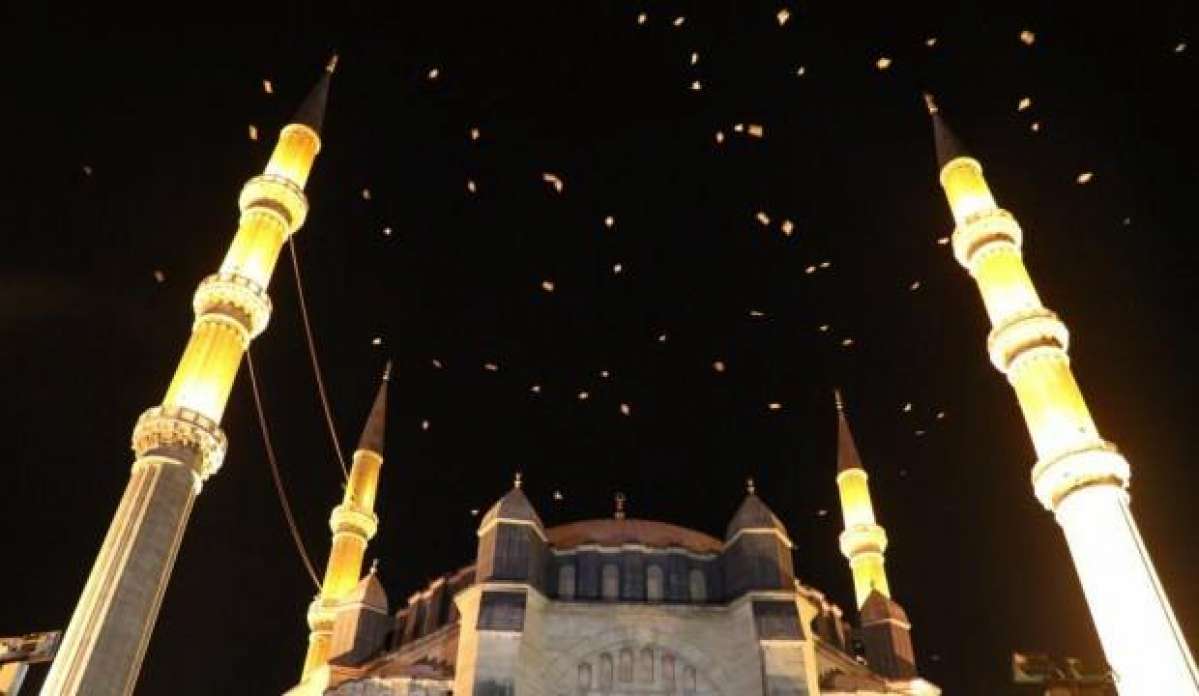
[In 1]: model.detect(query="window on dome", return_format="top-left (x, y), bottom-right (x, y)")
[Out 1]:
top-left (646, 565), bottom-right (664, 601)
top-left (602, 563), bottom-right (620, 600)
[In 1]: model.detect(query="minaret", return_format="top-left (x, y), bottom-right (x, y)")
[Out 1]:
top-left (41, 59), bottom-right (337, 696)
top-left (833, 389), bottom-right (890, 608)
top-left (925, 95), bottom-right (1199, 693)
top-left (833, 390), bottom-right (918, 680)
top-left (301, 364), bottom-right (390, 682)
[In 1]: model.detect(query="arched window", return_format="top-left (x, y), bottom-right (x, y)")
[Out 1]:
top-left (646, 565), bottom-right (664, 601)
top-left (599, 653), bottom-right (614, 689)
top-left (618, 647), bottom-right (634, 682)
top-left (689, 568), bottom-right (707, 602)
top-left (577, 662), bottom-right (592, 688)
top-left (558, 564), bottom-right (576, 600)
top-left (661, 653), bottom-right (676, 686)
top-left (602, 563), bottom-right (620, 600)
top-left (639, 647), bottom-right (655, 683)
top-left (684, 665), bottom-right (697, 691)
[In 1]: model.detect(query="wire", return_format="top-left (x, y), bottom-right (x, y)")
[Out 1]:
top-left (246, 349), bottom-right (322, 592)
top-left (286, 234), bottom-right (350, 480)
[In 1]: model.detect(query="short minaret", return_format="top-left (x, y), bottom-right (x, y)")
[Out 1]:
top-left (301, 363), bottom-right (390, 682)
top-left (926, 95), bottom-right (1199, 693)
top-left (41, 59), bottom-right (337, 696)
top-left (833, 389), bottom-right (890, 608)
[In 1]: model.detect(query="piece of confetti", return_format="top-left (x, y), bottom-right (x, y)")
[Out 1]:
top-left (776, 8), bottom-right (791, 26)
top-left (82, 164), bottom-right (93, 176)
top-left (467, 179), bottom-right (478, 193)
top-left (248, 124), bottom-right (258, 141)
top-left (542, 172), bottom-right (564, 193)
top-left (153, 270), bottom-right (166, 283)
top-left (876, 56), bottom-right (892, 70)
top-left (371, 337), bottom-right (383, 346)
top-left (768, 402), bottom-right (783, 411)
top-left (795, 66), bottom-right (806, 76)
top-left (421, 419), bottom-right (430, 431)
top-left (690, 80), bottom-right (703, 91)
top-left (713, 360), bottom-right (726, 372)
top-left (362, 188), bottom-right (372, 200)
top-left (1017, 97), bottom-right (1032, 111)
top-left (484, 362), bottom-right (500, 372)
top-left (1175, 42), bottom-right (1188, 54)
top-left (578, 391), bottom-right (590, 400)
top-left (715, 130), bottom-right (726, 144)
top-left (781, 219), bottom-right (794, 236)
top-left (1020, 30), bottom-right (1036, 45)
top-left (541, 280), bottom-right (556, 293)
top-left (530, 384), bottom-right (542, 394)
top-left (1030, 121), bottom-right (1041, 133)
top-left (841, 338), bottom-right (855, 347)
top-left (747, 124), bottom-right (765, 138)
top-left (262, 79), bottom-right (273, 94)
top-left (925, 37), bottom-right (938, 47)
top-left (431, 359), bottom-right (443, 369)
top-left (909, 280), bottom-right (921, 291)
top-left (427, 67), bottom-right (440, 80)
top-left (672, 16), bottom-right (685, 27)
top-left (613, 262), bottom-right (623, 274)
top-left (619, 403), bottom-right (631, 416)
top-left (382, 227), bottom-right (393, 237)
top-left (1077, 171), bottom-right (1094, 184)
top-left (636, 12), bottom-right (647, 25)
top-left (690, 52), bottom-right (700, 65)
top-left (469, 127), bottom-right (481, 141)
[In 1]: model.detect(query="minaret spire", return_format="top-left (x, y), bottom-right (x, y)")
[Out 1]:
top-left (291, 53), bottom-right (338, 136)
top-left (300, 365), bottom-right (391, 686)
top-left (930, 102), bottom-right (1199, 691)
top-left (922, 92), bottom-right (969, 170)
top-left (831, 390), bottom-right (891, 607)
top-left (42, 60), bottom-right (336, 696)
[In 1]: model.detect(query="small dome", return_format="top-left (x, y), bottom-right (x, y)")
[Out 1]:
top-left (547, 518), bottom-right (723, 554)
top-left (479, 486), bottom-right (543, 531)
top-left (725, 493), bottom-right (791, 543)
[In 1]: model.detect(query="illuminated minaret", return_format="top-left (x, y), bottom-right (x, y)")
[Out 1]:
top-left (833, 390), bottom-right (917, 680)
top-left (833, 389), bottom-right (891, 608)
top-left (300, 364), bottom-right (390, 683)
top-left (41, 59), bottom-right (337, 696)
top-left (925, 94), bottom-right (1199, 694)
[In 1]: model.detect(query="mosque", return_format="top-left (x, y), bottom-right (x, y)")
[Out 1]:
top-left (35, 56), bottom-right (1198, 696)
top-left (281, 370), bottom-right (938, 696)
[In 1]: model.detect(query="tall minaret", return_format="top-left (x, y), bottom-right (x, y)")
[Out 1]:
top-left (926, 95), bottom-right (1199, 694)
top-left (833, 389), bottom-right (891, 609)
top-left (301, 364), bottom-right (390, 683)
top-left (41, 59), bottom-right (337, 696)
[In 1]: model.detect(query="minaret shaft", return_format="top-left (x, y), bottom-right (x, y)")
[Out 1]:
top-left (939, 154), bottom-right (1199, 694)
top-left (835, 402), bottom-right (892, 609)
top-left (41, 94), bottom-right (326, 696)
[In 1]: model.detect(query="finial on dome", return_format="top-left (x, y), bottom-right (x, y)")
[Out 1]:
top-left (746, 477), bottom-right (756, 495)
top-left (833, 387), bottom-right (845, 413)
top-left (369, 558), bottom-right (379, 575)
top-left (326, 53), bottom-right (339, 74)
top-left (922, 92), bottom-right (939, 115)
top-left (514, 471), bottom-right (523, 489)
top-left (614, 492), bottom-right (627, 520)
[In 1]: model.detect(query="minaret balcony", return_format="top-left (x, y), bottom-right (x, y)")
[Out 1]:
top-left (330, 502), bottom-right (379, 540)
top-left (193, 272), bottom-right (273, 340)
top-left (987, 308), bottom-right (1070, 373)
top-left (131, 404), bottom-right (229, 484)
top-left (952, 208), bottom-right (1023, 269)
top-left (239, 174), bottom-right (309, 233)
top-left (839, 523), bottom-right (888, 559)
top-left (1031, 441), bottom-right (1131, 510)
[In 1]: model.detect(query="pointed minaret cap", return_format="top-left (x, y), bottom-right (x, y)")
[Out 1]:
top-left (725, 483), bottom-right (793, 546)
top-left (342, 563), bottom-right (388, 613)
top-left (479, 473), bottom-right (544, 531)
top-left (835, 388), bottom-right (865, 474)
top-left (291, 54), bottom-right (338, 135)
top-left (356, 361), bottom-right (390, 455)
top-left (923, 92), bottom-right (969, 169)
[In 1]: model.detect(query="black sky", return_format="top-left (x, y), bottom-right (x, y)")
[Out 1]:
top-left (6, 1), bottom-right (1198, 693)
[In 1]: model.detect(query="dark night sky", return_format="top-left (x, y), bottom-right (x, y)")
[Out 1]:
top-left (5, 2), bottom-right (1198, 693)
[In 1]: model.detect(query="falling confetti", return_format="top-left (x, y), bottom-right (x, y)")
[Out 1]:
top-left (756, 211), bottom-right (772, 226)
top-left (484, 362), bottom-right (500, 372)
top-left (690, 80), bottom-right (703, 91)
top-left (431, 359), bottom-right (443, 369)
top-left (530, 384), bottom-right (542, 394)
top-left (578, 391), bottom-right (590, 400)
top-left (819, 260), bottom-right (830, 269)
top-left (768, 402), bottom-right (783, 411)
top-left (421, 419), bottom-right (430, 431)
top-left (262, 79), bottom-right (273, 94)
top-left (604, 215), bottom-right (615, 228)
top-left (613, 262), bottom-right (624, 274)
top-left (153, 270), bottom-right (166, 283)
top-left (795, 66), bottom-right (806, 77)
top-left (841, 337), bottom-right (855, 347)
top-left (542, 172), bottom-right (564, 193)
top-left (915, 429), bottom-right (927, 437)
top-left (427, 67), bottom-right (440, 80)
top-left (362, 188), bottom-right (372, 200)
top-left (672, 16), bottom-right (685, 27)
top-left (818, 324), bottom-right (830, 332)
top-left (467, 179), bottom-right (478, 193)
top-left (1030, 121), bottom-right (1041, 133)
top-left (1175, 42), bottom-right (1188, 54)
top-left (909, 280), bottom-right (921, 291)
top-left (749, 310), bottom-right (766, 318)
top-left (715, 130), bottom-right (726, 144)
top-left (804, 265), bottom-right (816, 274)
top-left (248, 124), bottom-right (258, 141)
top-left (1076, 171), bottom-right (1094, 184)
top-left (371, 337), bottom-right (383, 346)
top-left (936, 236), bottom-right (950, 245)
top-left (1017, 97), bottom-right (1032, 111)
top-left (781, 219), bottom-right (794, 236)
top-left (82, 164), bottom-right (93, 176)
top-left (619, 403), bottom-right (631, 416)
top-left (747, 124), bottom-right (765, 138)
top-left (553, 490), bottom-right (564, 501)
top-left (541, 280), bottom-right (556, 293)
top-left (936, 411), bottom-right (947, 420)
top-left (470, 509), bottom-right (480, 517)
top-left (776, 8), bottom-right (791, 25)
top-left (469, 127), bottom-right (481, 141)
top-left (690, 52), bottom-right (699, 65)
top-left (712, 360), bottom-right (726, 373)
top-left (600, 370), bottom-right (611, 379)
top-left (657, 333), bottom-right (668, 343)
top-left (876, 56), bottom-right (892, 70)
top-left (902, 402), bottom-right (913, 412)
top-left (817, 509), bottom-right (829, 517)
top-left (733, 123), bottom-right (744, 133)
top-left (636, 12), bottom-right (647, 25)
top-left (1020, 29), bottom-right (1036, 45)
top-left (925, 37), bottom-right (938, 47)
top-left (382, 227), bottom-right (393, 237)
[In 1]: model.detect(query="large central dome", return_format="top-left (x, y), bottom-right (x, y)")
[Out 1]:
top-left (546, 518), bottom-right (724, 555)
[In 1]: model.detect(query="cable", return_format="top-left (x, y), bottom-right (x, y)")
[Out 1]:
top-left (246, 349), bottom-right (322, 592)
top-left (286, 233), bottom-right (350, 479)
